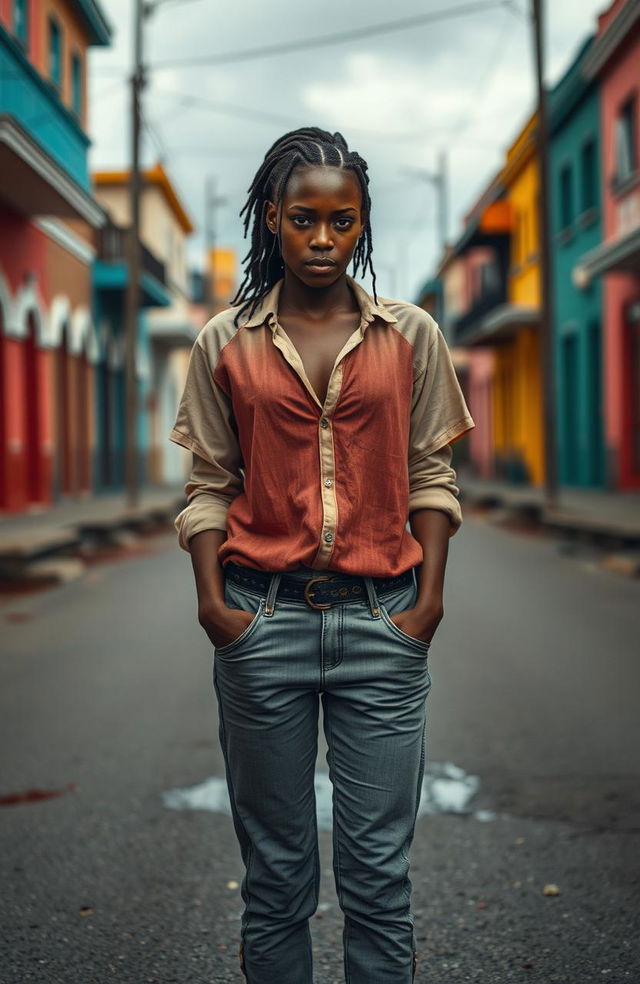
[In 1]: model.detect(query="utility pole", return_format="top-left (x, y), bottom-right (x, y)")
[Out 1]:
top-left (531, 0), bottom-right (559, 506)
top-left (404, 152), bottom-right (448, 255)
top-left (123, 0), bottom-right (144, 509)
top-left (205, 177), bottom-right (227, 319)
top-left (435, 151), bottom-right (448, 254)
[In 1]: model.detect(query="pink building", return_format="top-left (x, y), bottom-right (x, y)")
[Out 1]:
top-left (579, 0), bottom-right (640, 489)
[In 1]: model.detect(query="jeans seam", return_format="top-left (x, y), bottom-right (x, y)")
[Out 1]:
top-left (324, 699), bottom-right (351, 984)
top-left (401, 717), bottom-right (427, 908)
top-left (213, 667), bottom-right (254, 976)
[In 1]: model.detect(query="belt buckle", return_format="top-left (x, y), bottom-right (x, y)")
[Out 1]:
top-left (304, 575), bottom-right (335, 610)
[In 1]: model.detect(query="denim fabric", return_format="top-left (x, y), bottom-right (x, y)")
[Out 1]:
top-left (213, 566), bottom-right (432, 984)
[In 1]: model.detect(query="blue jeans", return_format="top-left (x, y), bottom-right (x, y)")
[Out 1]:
top-left (213, 566), bottom-right (432, 984)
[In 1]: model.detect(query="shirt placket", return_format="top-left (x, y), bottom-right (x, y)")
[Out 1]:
top-left (271, 320), bottom-right (369, 569)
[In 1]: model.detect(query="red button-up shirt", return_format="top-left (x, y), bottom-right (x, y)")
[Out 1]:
top-left (169, 277), bottom-right (475, 577)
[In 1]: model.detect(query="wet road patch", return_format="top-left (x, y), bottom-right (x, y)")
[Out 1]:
top-left (163, 762), bottom-right (494, 827)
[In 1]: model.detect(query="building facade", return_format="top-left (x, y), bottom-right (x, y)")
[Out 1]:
top-left (93, 163), bottom-right (197, 487)
top-left (550, 36), bottom-right (605, 489)
top-left (0, 0), bottom-right (111, 513)
top-left (579, 0), bottom-right (640, 489)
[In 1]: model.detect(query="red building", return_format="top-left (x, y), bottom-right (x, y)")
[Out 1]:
top-left (579, 0), bottom-right (640, 489)
top-left (0, 0), bottom-right (111, 512)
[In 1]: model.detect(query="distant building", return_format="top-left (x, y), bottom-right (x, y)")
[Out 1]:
top-left (441, 143), bottom-right (544, 486)
top-left (549, 36), bottom-right (605, 488)
top-left (206, 246), bottom-right (237, 315)
top-left (93, 162), bottom-right (198, 486)
top-left (578, 0), bottom-right (640, 490)
top-left (0, 0), bottom-right (112, 513)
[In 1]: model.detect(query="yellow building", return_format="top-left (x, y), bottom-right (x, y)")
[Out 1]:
top-left (492, 113), bottom-right (545, 486)
top-left (207, 247), bottom-right (237, 313)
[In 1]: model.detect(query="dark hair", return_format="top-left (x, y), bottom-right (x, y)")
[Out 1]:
top-left (231, 126), bottom-right (377, 319)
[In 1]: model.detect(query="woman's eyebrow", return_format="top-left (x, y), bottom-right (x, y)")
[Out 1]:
top-left (286, 205), bottom-right (358, 214)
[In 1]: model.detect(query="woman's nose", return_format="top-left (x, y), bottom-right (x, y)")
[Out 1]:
top-left (310, 223), bottom-right (334, 248)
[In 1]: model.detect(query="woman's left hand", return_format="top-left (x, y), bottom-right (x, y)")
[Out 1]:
top-left (391, 601), bottom-right (444, 646)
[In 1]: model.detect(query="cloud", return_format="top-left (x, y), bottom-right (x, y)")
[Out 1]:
top-left (86, 0), bottom-right (610, 301)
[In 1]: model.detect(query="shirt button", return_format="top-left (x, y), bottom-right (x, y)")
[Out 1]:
top-left (324, 531), bottom-right (334, 543)
top-left (320, 418), bottom-right (329, 429)
top-left (324, 479), bottom-right (333, 488)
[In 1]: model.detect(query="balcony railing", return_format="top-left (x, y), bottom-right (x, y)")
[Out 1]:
top-left (0, 24), bottom-right (90, 190)
top-left (451, 287), bottom-right (506, 347)
top-left (97, 223), bottom-right (167, 287)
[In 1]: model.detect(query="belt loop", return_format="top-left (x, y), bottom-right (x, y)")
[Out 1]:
top-left (264, 573), bottom-right (282, 617)
top-left (363, 576), bottom-right (381, 618)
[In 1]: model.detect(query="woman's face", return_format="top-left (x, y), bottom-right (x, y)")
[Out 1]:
top-left (265, 165), bottom-right (364, 288)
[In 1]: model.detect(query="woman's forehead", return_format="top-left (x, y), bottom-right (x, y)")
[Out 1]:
top-left (281, 165), bottom-right (362, 207)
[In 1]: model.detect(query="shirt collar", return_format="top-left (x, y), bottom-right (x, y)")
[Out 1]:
top-left (239, 275), bottom-right (398, 330)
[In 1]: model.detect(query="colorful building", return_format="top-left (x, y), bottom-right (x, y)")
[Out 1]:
top-left (578, 0), bottom-right (640, 489)
top-left (443, 115), bottom-right (546, 485)
top-left (549, 36), bottom-right (605, 489)
top-left (93, 163), bottom-right (197, 487)
top-left (494, 114), bottom-right (545, 486)
top-left (0, 0), bottom-right (112, 513)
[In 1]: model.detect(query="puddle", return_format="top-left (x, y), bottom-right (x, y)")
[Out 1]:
top-left (163, 762), bottom-right (492, 827)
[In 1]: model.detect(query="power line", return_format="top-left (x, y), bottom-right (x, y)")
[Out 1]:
top-left (141, 111), bottom-right (170, 162)
top-left (147, 86), bottom-right (428, 141)
top-left (88, 0), bottom-right (520, 78)
top-left (149, 87), bottom-right (312, 130)
top-left (150, 0), bottom-right (515, 69)
top-left (446, 4), bottom-right (521, 146)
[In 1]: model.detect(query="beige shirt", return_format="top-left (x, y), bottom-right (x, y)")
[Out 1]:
top-left (169, 277), bottom-right (475, 576)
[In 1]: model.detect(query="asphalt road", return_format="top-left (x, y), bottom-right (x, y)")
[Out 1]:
top-left (1, 515), bottom-right (638, 983)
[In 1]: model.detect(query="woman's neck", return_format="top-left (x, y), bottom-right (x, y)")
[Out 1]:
top-left (278, 272), bottom-right (359, 321)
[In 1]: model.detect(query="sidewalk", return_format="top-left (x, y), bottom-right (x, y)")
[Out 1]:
top-left (0, 486), bottom-right (185, 581)
top-left (458, 470), bottom-right (640, 546)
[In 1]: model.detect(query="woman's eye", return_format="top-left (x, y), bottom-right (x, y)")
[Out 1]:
top-left (335, 219), bottom-right (354, 230)
top-left (291, 216), bottom-right (311, 227)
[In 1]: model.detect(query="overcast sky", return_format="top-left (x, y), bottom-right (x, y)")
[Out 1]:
top-left (88, 0), bottom-right (606, 303)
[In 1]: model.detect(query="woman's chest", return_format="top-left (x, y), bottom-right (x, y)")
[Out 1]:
top-left (279, 319), bottom-right (358, 407)
top-left (218, 323), bottom-right (414, 426)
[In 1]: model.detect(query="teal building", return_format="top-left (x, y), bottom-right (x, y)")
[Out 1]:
top-left (549, 37), bottom-right (605, 488)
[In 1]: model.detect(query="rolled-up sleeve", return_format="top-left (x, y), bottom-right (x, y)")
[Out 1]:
top-left (408, 323), bottom-right (475, 536)
top-left (169, 337), bottom-right (243, 551)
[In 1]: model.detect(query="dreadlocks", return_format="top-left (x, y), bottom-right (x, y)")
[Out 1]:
top-left (231, 127), bottom-right (377, 320)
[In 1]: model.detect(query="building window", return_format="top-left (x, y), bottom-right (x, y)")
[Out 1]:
top-left (49, 16), bottom-right (62, 89)
top-left (581, 138), bottom-right (597, 212)
top-left (615, 97), bottom-right (636, 184)
top-left (480, 258), bottom-right (500, 296)
top-left (13, 0), bottom-right (28, 48)
top-left (71, 52), bottom-right (82, 116)
top-left (559, 164), bottom-right (573, 230)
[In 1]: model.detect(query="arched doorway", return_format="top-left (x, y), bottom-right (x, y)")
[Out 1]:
top-left (24, 311), bottom-right (42, 503)
top-left (0, 304), bottom-right (6, 508)
top-left (97, 354), bottom-right (113, 487)
top-left (55, 319), bottom-right (73, 495)
top-left (77, 345), bottom-right (91, 492)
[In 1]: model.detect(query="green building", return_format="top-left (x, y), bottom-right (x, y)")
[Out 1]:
top-left (549, 37), bottom-right (605, 488)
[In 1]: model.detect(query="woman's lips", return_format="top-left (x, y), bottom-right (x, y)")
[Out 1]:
top-left (304, 259), bottom-right (337, 272)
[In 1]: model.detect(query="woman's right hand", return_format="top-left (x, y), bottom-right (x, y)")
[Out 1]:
top-left (198, 602), bottom-right (254, 649)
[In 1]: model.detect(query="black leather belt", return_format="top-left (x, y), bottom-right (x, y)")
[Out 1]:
top-left (224, 562), bottom-right (414, 610)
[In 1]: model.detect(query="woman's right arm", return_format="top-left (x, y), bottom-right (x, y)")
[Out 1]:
top-left (189, 529), bottom-right (253, 650)
top-left (169, 329), bottom-right (251, 649)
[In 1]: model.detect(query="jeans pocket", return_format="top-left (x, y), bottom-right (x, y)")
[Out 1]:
top-left (215, 584), bottom-right (265, 658)
top-left (378, 580), bottom-right (431, 655)
top-left (379, 603), bottom-right (431, 654)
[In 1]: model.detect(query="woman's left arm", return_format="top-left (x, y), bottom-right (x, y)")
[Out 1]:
top-left (390, 507), bottom-right (450, 644)
top-left (393, 315), bottom-right (476, 644)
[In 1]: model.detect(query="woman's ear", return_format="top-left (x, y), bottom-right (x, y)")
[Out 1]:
top-left (265, 201), bottom-right (278, 235)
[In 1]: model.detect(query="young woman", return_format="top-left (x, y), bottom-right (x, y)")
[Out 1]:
top-left (170, 127), bottom-right (475, 984)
